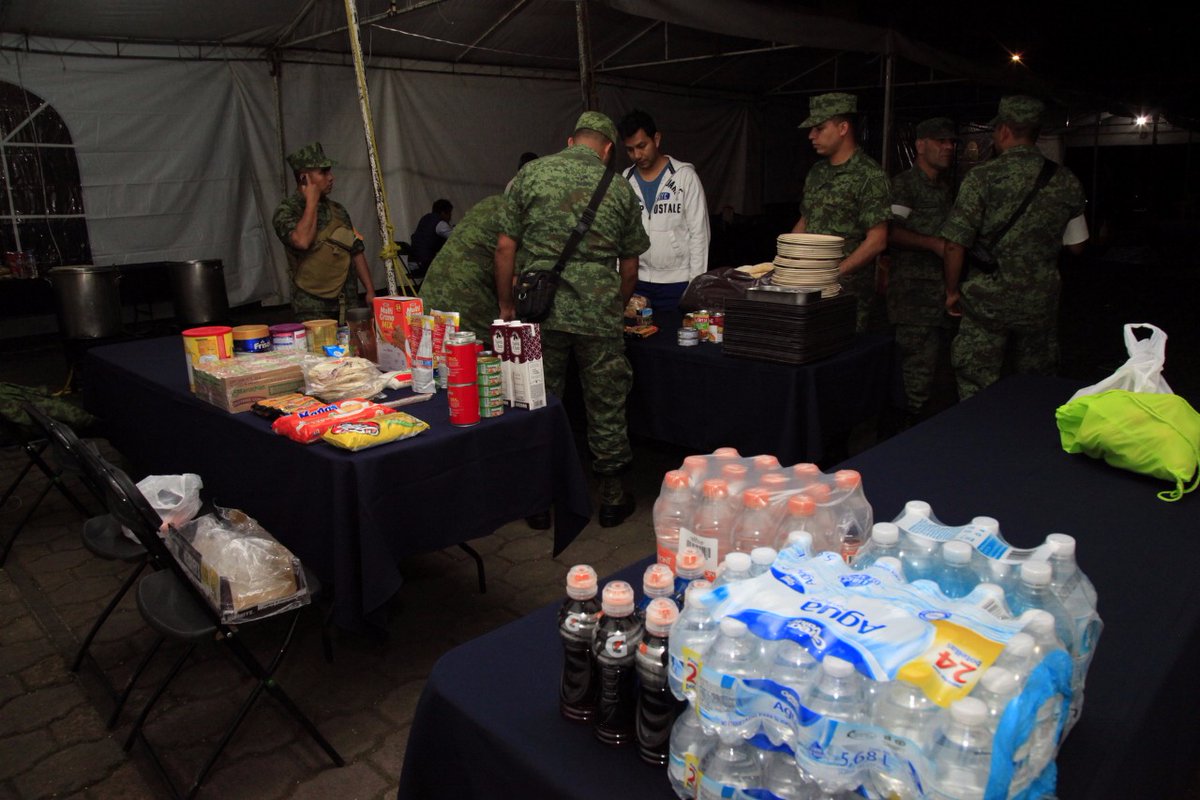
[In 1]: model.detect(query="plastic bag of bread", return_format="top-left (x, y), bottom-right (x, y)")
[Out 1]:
top-left (302, 356), bottom-right (390, 402)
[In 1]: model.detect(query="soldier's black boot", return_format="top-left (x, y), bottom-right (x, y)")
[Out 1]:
top-left (597, 476), bottom-right (635, 528)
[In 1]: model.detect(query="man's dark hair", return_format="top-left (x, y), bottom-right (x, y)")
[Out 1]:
top-left (518, 151), bottom-right (538, 168)
top-left (432, 198), bottom-right (453, 215)
top-left (828, 113), bottom-right (859, 134)
top-left (617, 109), bottom-right (658, 141)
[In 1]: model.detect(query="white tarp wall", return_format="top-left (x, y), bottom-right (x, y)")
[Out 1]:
top-left (0, 42), bottom-right (758, 306)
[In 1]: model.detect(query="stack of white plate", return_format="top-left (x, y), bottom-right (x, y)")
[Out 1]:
top-left (771, 233), bottom-right (844, 297)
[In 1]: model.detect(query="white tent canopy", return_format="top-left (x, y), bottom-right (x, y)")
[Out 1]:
top-left (0, 0), bottom-right (1045, 306)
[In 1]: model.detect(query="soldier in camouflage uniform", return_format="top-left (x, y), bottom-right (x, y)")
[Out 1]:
top-left (888, 117), bottom-right (958, 421)
top-left (496, 111), bottom-right (649, 527)
top-left (273, 142), bottom-right (375, 323)
top-left (942, 96), bottom-right (1088, 399)
top-left (419, 194), bottom-right (511, 341)
top-left (793, 92), bottom-right (891, 333)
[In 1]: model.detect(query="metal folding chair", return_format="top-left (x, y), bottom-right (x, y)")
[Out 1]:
top-left (96, 458), bottom-right (343, 798)
top-left (0, 408), bottom-right (94, 566)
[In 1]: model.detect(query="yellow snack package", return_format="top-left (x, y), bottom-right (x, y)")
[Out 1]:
top-left (320, 411), bottom-right (430, 451)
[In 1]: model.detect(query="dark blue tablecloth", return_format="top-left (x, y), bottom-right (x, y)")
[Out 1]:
top-left (82, 337), bottom-right (592, 630)
top-left (625, 310), bottom-right (896, 465)
top-left (398, 374), bottom-right (1200, 800)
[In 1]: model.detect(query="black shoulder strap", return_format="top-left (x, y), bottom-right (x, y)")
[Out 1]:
top-left (551, 168), bottom-right (616, 274)
top-left (984, 158), bottom-right (1058, 251)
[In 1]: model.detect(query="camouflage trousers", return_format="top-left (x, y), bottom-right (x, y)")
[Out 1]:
top-left (895, 323), bottom-right (952, 415)
top-left (291, 274), bottom-right (356, 324)
top-left (843, 264), bottom-right (886, 334)
top-left (541, 330), bottom-right (633, 477)
top-left (951, 311), bottom-right (1058, 400)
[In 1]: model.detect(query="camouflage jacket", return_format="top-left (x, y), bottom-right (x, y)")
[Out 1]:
top-left (941, 145), bottom-right (1086, 322)
top-left (501, 144), bottom-right (649, 337)
top-left (419, 194), bottom-right (511, 341)
top-left (888, 165), bottom-right (954, 325)
top-left (272, 194), bottom-right (365, 256)
top-left (800, 148), bottom-right (892, 259)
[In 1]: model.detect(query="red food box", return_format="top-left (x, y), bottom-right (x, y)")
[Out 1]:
top-left (372, 296), bottom-right (422, 379)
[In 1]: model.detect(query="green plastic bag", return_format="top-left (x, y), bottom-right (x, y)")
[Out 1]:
top-left (1056, 389), bottom-right (1200, 502)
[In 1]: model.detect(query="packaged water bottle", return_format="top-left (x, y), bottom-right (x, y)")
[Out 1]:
top-left (970, 666), bottom-right (1021, 731)
top-left (763, 748), bottom-right (821, 799)
top-left (674, 547), bottom-right (708, 607)
top-left (869, 665), bottom-right (939, 799)
top-left (1044, 533), bottom-right (1102, 711)
top-left (1020, 610), bottom-right (1068, 772)
top-left (852, 521), bottom-right (902, 569)
top-left (713, 447), bottom-right (741, 458)
top-left (868, 556), bottom-right (906, 584)
top-left (927, 697), bottom-right (994, 800)
top-left (637, 597), bottom-right (683, 766)
top-left (697, 617), bottom-right (764, 737)
top-left (800, 483), bottom-right (839, 553)
top-left (1010, 562), bottom-right (1074, 650)
top-left (655, 471), bottom-right (695, 571)
top-left (668, 703), bottom-right (715, 799)
top-left (792, 462), bottom-right (821, 486)
top-left (898, 501), bottom-right (938, 583)
top-left (558, 565), bottom-right (602, 721)
top-left (698, 730), bottom-right (763, 800)
top-left (749, 547), bottom-right (777, 577)
top-left (783, 530), bottom-right (815, 558)
top-left (683, 455), bottom-right (710, 493)
top-left (762, 639), bottom-right (819, 743)
top-left (640, 563), bottom-right (678, 618)
top-left (733, 488), bottom-right (775, 554)
top-left (774, 494), bottom-right (817, 551)
top-left (720, 464), bottom-right (749, 514)
top-left (691, 479), bottom-right (733, 581)
top-left (668, 580), bottom-right (718, 701)
top-left (964, 582), bottom-right (1014, 620)
top-left (992, 632), bottom-right (1036, 682)
top-left (937, 540), bottom-right (979, 599)
top-left (797, 656), bottom-right (867, 793)
top-left (712, 551), bottom-right (753, 588)
top-left (752, 453), bottom-right (781, 473)
top-left (832, 470), bottom-right (872, 564)
top-left (592, 580), bottom-right (644, 745)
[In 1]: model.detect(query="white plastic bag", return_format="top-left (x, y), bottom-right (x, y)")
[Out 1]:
top-left (135, 473), bottom-right (203, 532)
top-left (1068, 323), bottom-right (1172, 402)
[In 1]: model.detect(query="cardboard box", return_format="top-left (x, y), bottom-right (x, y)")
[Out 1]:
top-left (192, 352), bottom-right (308, 413)
top-left (508, 322), bottom-right (547, 410)
top-left (490, 320), bottom-right (514, 404)
top-left (372, 295), bottom-right (422, 377)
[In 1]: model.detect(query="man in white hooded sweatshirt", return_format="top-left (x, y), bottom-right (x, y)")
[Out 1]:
top-left (618, 109), bottom-right (711, 313)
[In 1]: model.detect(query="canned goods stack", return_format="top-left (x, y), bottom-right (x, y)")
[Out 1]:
top-left (478, 351), bottom-right (505, 419)
top-left (446, 331), bottom-right (480, 427)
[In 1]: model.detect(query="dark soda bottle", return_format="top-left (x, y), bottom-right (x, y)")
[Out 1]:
top-left (558, 565), bottom-right (602, 721)
top-left (592, 580), bottom-right (644, 745)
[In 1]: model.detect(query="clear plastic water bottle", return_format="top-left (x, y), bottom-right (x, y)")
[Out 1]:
top-left (832, 470), bottom-right (872, 564)
top-left (674, 547), bottom-right (708, 607)
top-left (797, 656), bottom-right (867, 793)
top-left (792, 462), bottom-right (821, 487)
top-left (640, 562), bottom-right (678, 618)
top-left (668, 580), bottom-right (718, 701)
top-left (697, 617), bottom-right (764, 737)
top-left (698, 730), bottom-right (763, 800)
top-left (852, 522), bottom-right (902, 569)
top-left (763, 748), bottom-right (820, 799)
top-left (592, 580), bottom-right (644, 745)
top-left (784, 530), bottom-right (815, 558)
top-left (1020, 610), bottom-right (1067, 778)
top-left (637, 597), bottom-right (683, 766)
top-left (867, 556), bottom-right (906, 584)
top-left (655, 470), bottom-right (695, 571)
top-left (1010, 562), bottom-right (1074, 651)
top-left (1045, 533), bottom-right (1097, 605)
top-left (692, 479), bottom-right (733, 581)
top-left (1044, 532), bottom-right (1102, 718)
top-left (712, 551), bottom-right (753, 588)
top-left (762, 639), bottom-right (819, 743)
top-left (668, 703), bottom-right (715, 799)
top-left (970, 666), bottom-right (1021, 731)
top-left (774, 494), bottom-right (817, 551)
top-left (992, 632), bottom-right (1036, 683)
top-left (964, 582), bottom-right (1013, 620)
top-left (558, 564), bottom-right (602, 721)
top-left (752, 454), bottom-right (781, 473)
top-left (937, 540), bottom-right (979, 599)
top-left (927, 697), bottom-right (994, 800)
top-left (682, 455), bottom-right (710, 494)
top-left (732, 488), bottom-right (774, 554)
top-left (800, 482), bottom-right (838, 554)
top-left (720, 464), bottom-right (748, 514)
top-left (869, 665), bottom-right (939, 799)
top-left (749, 547), bottom-right (777, 577)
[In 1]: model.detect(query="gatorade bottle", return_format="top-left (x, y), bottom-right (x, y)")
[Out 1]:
top-left (558, 565), bottom-right (602, 721)
top-left (654, 471), bottom-right (695, 571)
top-left (691, 479), bottom-right (732, 581)
top-left (732, 488), bottom-right (774, 554)
top-left (592, 581), bottom-right (645, 745)
top-left (636, 597), bottom-right (683, 766)
top-left (639, 563), bottom-right (677, 618)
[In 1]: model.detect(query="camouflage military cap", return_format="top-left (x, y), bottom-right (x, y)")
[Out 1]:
top-left (799, 92), bottom-right (858, 128)
top-left (915, 117), bottom-right (956, 140)
top-left (990, 96), bottom-right (1044, 127)
top-left (286, 142), bottom-right (336, 171)
top-left (574, 111), bottom-right (619, 146)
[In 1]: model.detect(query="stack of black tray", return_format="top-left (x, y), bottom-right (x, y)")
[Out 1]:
top-left (722, 293), bottom-right (856, 365)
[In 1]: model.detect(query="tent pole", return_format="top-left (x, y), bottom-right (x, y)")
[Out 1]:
top-left (881, 39), bottom-right (895, 174)
top-left (271, 53), bottom-right (288, 196)
top-left (575, 0), bottom-right (596, 111)
top-left (342, 0), bottom-right (411, 298)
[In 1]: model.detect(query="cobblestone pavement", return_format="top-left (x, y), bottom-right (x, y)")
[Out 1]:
top-left (0, 424), bottom-right (675, 799)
